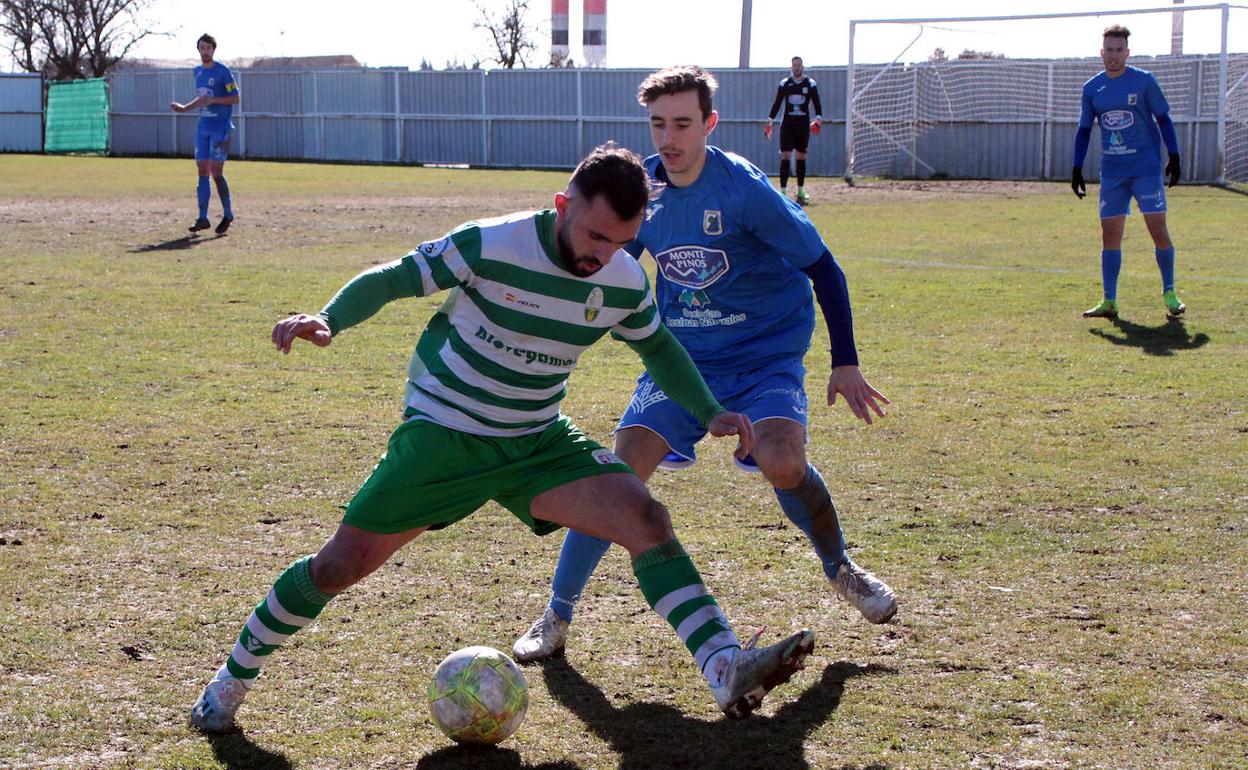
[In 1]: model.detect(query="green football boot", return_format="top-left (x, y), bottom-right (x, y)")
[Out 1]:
top-left (795, 188), bottom-right (812, 206)
top-left (1163, 289), bottom-right (1186, 318)
top-left (1082, 298), bottom-right (1119, 319)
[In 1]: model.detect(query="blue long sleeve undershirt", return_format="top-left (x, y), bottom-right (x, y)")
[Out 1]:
top-left (801, 250), bottom-right (859, 368)
top-left (1073, 125), bottom-right (1092, 167)
top-left (1156, 114), bottom-right (1180, 155)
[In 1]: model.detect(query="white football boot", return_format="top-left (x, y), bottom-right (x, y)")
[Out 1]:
top-left (712, 629), bottom-right (815, 718)
top-left (832, 561), bottom-right (898, 623)
top-left (190, 673), bottom-right (249, 732)
top-left (512, 607), bottom-right (570, 663)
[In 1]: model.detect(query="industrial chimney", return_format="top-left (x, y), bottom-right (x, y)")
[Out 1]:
top-left (583, 0), bottom-right (607, 66)
top-left (551, 0), bottom-right (570, 62)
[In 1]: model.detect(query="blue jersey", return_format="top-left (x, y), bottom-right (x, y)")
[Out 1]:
top-left (1078, 66), bottom-right (1170, 178)
top-left (193, 62), bottom-right (237, 128)
top-left (627, 147), bottom-right (828, 376)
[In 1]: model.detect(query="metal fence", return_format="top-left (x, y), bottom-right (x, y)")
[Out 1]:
top-left (848, 54), bottom-right (1248, 183)
top-left (106, 67), bottom-right (806, 172)
top-left (3, 58), bottom-right (1242, 181)
top-left (0, 72), bottom-right (43, 152)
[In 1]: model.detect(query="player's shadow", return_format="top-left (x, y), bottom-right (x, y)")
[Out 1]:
top-left (128, 233), bottom-right (224, 253)
top-left (416, 745), bottom-right (580, 770)
top-left (540, 658), bottom-right (893, 770)
top-left (206, 730), bottom-right (293, 770)
top-left (1088, 316), bottom-right (1210, 357)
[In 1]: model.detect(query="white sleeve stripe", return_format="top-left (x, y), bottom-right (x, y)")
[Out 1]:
top-left (612, 315), bottom-right (661, 341)
top-left (410, 256), bottom-right (437, 296)
top-left (441, 246), bottom-right (476, 285)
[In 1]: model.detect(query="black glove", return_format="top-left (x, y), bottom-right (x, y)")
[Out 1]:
top-left (1071, 166), bottom-right (1086, 199)
top-left (1166, 153), bottom-right (1181, 187)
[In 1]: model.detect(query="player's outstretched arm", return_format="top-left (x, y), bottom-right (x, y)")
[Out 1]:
top-left (272, 313), bottom-right (332, 354)
top-left (707, 411), bottom-right (755, 461)
top-left (827, 365), bottom-right (889, 425)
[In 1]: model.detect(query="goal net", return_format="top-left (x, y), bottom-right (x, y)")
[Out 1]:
top-left (846, 4), bottom-right (1248, 185)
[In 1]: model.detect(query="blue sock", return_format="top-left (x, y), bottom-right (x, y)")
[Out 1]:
top-left (548, 529), bottom-right (611, 623)
top-left (1155, 246), bottom-right (1176, 292)
top-left (774, 464), bottom-right (849, 581)
top-left (1101, 249), bottom-right (1123, 301)
top-left (196, 176), bottom-right (210, 219)
top-left (214, 175), bottom-right (233, 219)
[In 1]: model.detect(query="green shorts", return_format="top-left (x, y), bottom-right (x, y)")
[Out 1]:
top-left (342, 416), bottom-right (634, 536)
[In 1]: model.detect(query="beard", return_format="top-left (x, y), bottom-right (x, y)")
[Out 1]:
top-left (556, 225), bottom-right (603, 277)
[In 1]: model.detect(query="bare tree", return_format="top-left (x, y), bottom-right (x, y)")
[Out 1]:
top-left (956, 49), bottom-right (1005, 60)
top-left (928, 47), bottom-right (1006, 64)
top-left (474, 0), bottom-right (537, 69)
top-left (0, 0), bottom-right (39, 71)
top-left (0, 0), bottom-right (162, 80)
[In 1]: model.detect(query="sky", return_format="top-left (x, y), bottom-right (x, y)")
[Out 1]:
top-left (6, 0), bottom-right (1247, 71)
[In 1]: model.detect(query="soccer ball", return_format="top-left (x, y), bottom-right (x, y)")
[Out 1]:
top-left (427, 646), bottom-right (529, 744)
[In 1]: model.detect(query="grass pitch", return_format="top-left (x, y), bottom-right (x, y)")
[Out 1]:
top-left (1, 154), bottom-right (1246, 770)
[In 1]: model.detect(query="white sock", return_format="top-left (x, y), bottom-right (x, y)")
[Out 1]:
top-left (214, 664), bottom-right (255, 689)
top-left (702, 647), bottom-right (738, 689)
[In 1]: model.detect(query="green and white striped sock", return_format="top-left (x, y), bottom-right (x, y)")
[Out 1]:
top-left (632, 540), bottom-right (740, 685)
top-left (219, 555), bottom-right (335, 687)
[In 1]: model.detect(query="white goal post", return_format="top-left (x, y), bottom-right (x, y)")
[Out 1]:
top-left (846, 4), bottom-right (1248, 185)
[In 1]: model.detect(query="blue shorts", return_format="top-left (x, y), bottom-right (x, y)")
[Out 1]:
top-left (1099, 175), bottom-right (1167, 218)
top-left (616, 358), bottom-right (808, 474)
top-left (195, 122), bottom-right (234, 162)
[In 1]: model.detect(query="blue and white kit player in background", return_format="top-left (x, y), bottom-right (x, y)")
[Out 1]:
top-left (514, 65), bottom-right (898, 663)
top-left (171, 33), bottom-right (239, 235)
top-left (1072, 24), bottom-right (1185, 320)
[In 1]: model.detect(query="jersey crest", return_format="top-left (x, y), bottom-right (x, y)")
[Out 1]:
top-left (702, 210), bottom-right (723, 236)
top-left (583, 287), bottom-right (603, 322)
top-left (654, 245), bottom-right (729, 289)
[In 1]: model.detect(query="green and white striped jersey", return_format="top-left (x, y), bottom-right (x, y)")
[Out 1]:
top-left (403, 209), bottom-right (660, 436)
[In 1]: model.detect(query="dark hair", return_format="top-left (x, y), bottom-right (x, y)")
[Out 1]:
top-left (792, 56), bottom-right (803, 63)
top-left (568, 143), bottom-right (651, 221)
top-left (637, 65), bottom-right (717, 121)
top-left (1103, 25), bottom-right (1130, 41)
top-left (197, 33), bottom-right (217, 48)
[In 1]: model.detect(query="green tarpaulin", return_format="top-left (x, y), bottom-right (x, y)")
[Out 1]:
top-left (45, 78), bottom-right (109, 153)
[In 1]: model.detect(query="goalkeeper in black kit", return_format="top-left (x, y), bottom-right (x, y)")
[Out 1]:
top-left (766, 55), bottom-right (823, 205)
